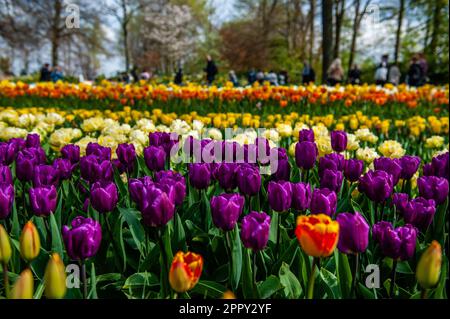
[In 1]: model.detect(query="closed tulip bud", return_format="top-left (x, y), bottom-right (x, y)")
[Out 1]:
top-left (330, 130), bottom-right (347, 152)
top-left (116, 143), bottom-right (136, 173)
top-left (343, 159), bottom-right (364, 182)
top-left (236, 163), bottom-right (261, 196)
top-left (26, 133), bottom-right (40, 148)
top-left (268, 181), bottom-right (292, 212)
top-left (29, 185), bottom-right (58, 216)
top-left (86, 143), bottom-right (111, 162)
top-left (320, 169), bottom-right (343, 192)
top-left (90, 182), bottom-right (118, 214)
top-left (222, 290), bottom-right (236, 299)
top-left (295, 214), bottom-right (339, 257)
top-left (374, 157), bottom-right (402, 186)
top-left (169, 251), bottom-right (203, 293)
top-left (144, 145), bottom-right (166, 172)
top-left (10, 268), bottom-right (34, 299)
top-left (44, 253), bottom-right (67, 299)
top-left (416, 241), bottom-right (442, 289)
top-left (298, 129), bottom-right (315, 142)
top-left (0, 224), bottom-right (12, 264)
top-left (295, 141), bottom-right (318, 170)
top-left (0, 164), bottom-right (13, 185)
top-left (0, 184), bottom-right (14, 219)
top-left (241, 211), bottom-right (271, 251)
top-left (210, 193), bottom-right (244, 231)
top-left (19, 221), bottom-right (41, 262)
top-left (418, 176), bottom-right (449, 205)
top-left (60, 144), bottom-right (80, 164)
top-left (188, 163), bottom-right (212, 190)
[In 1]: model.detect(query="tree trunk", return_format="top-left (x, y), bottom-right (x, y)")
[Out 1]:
top-left (333, 0), bottom-right (345, 59)
top-left (322, 0), bottom-right (333, 83)
top-left (122, 0), bottom-right (130, 71)
top-left (394, 0), bottom-right (405, 64)
top-left (348, 0), bottom-right (360, 70)
top-left (309, 0), bottom-right (315, 63)
top-left (428, 0), bottom-right (444, 60)
top-left (51, 0), bottom-right (62, 66)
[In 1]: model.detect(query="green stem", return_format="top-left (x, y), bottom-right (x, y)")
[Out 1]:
top-left (420, 288), bottom-right (428, 299)
top-left (307, 258), bottom-right (318, 299)
top-left (158, 227), bottom-right (169, 298)
top-left (225, 231), bottom-right (232, 288)
top-left (350, 253), bottom-right (359, 298)
top-left (389, 259), bottom-right (398, 298)
top-left (80, 260), bottom-right (87, 299)
top-left (276, 212), bottom-right (281, 259)
top-left (252, 250), bottom-right (257, 286)
top-left (2, 262), bottom-right (9, 299)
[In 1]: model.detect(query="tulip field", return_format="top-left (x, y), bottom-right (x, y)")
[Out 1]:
top-left (0, 81), bottom-right (448, 300)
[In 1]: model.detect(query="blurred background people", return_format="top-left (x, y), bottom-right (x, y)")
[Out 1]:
top-left (348, 64), bottom-right (361, 85)
top-left (39, 63), bottom-right (51, 81)
top-left (388, 63), bottom-right (401, 86)
top-left (50, 65), bottom-right (63, 82)
top-left (302, 61), bottom-right (315, 84)
top-left (204, 55), bottom-right (218, 85)
top-left (327, 58), bottom-right (344, 86)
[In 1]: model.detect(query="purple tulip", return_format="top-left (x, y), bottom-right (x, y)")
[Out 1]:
top-left (80, 155), bottom-right (113, 183)
top-left (61, 144), bottom-right (80, 164)
top-left (320, 169), bottom-right (343, 192)
top-left (149, 132), bottom-right (179, 155)
top-left (310, 188), bottom-right (337, 216)
top-left (268, 181), bottom-right (292, 212)
top-left (399, 156), bottom-right (421, 180)
top-left (29, 185), bottom-right (57, 216)
top-left (236, 163), bottom-right (261, 196)
top-left (298, 129), bottom-right (315, 142)
top-left (330, 130), bottom-right (347, 152)
top-left (15, 148), bottom-right (46, 182)
top-left (188, 163), bottom-right (212, 190)
top-left (210, 193), bottom-right (244, 231)
top-left (241, 211), bottom-right (271, 251)
top-left (0, 142), bottom-right (16, 165)
top-left (417, 176), bottom-right (449, 205)
top-left (86, 143), bottom-right (111, 162)
top-left (62, 216), bottom-right (102, 260)
top-left (154, 170), bottom-right (186, 206)
top-left (318, 153), bottom-right (345, 176)
top-left (372, 222), bottom-right (417, 260)
top-left (0, 184), bottom-right (14, 219)
top-left (403, 197), bottom-right (436, 231)
top-left (52, 158), bottom-right (73, 180)
top-left (25, 133), bottom-right (40, 148)
top-left (336, 212), bottom-right (369, 254)
top-left (140, 184), bottom-right (176, 227)
top-left (392, 193), bottom-right (409, 214)
top-left (374, 157), bottom-right (402, 186)
top-left (214, 163), bottom-right (238, 190)
top-left (128, 176), bottom-right (153, 204)
top-left (424, 152), bottom-right (449, 180)
top-left (255, 138), bottom-right (271, 165)
top-left (343, 159), bottom-right (364, 182)
top-left (295, 141), bottom-right (318, 170)
top-left (291, 182), bottom-right (311, 211)
top-left (271, 148), bottom-right (291, 181)
top-left (116, 143), bottom-right (136, 173)
top-left (358, 170), bottom-right (393, 203)
top-left (0, 165), bottom-right (12, 185)
top-left (9, 138), bottom-right (26, 153)
top-left (144, 146), bottom-right (166, 172)
top-left (90, 182), bottom-right (118, 213)
top-left (33, 164), bottom-right (59, 187)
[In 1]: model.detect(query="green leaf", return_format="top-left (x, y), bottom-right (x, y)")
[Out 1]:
top-left (279, 262), bottom-right (302, 299)
top-left (113, 215), bottom-right (127, 272)
top-left (358, 282), bottom-right (377, 299)
top-left (269, 211), bottom-right (278, 244)
top-left (123, 272), bottom-right (159, 298)
top-left (229, 226), bottom-right (242, 291)
top-left (33, 281), bottom-right (45, 299)
top-left (257, 275), bottom-right (282, 299)
top-left (88, 262), bottom-right (98, 299)
top-left (319, 268), bottom-right (339, 299)
top-left (337, 252), bottom-right (353, 298)
top-left (118, 207), bottom-right (145, 255)
top-left (173, 213), bottom-right (187, 252)
top-left (191, 280), bottom-right (227, 299)
top-left (49, 213), bottom-right (64, 259)
top-left (396, 261), bottom-right (414, 274)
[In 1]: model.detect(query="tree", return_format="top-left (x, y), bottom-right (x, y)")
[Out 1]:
top-left (394, 0), bottom-right (405, 64)
top-left (347, 0), bottom-right (372, 70)
top-left (322, 0), bottom-right (333, 82)
top-left (333, 0), bottom-right (346, 59)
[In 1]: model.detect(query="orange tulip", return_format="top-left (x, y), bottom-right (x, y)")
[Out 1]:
top-left (295, 214), bottom-right (339, 258)
top-left (169, 251), bottom-right (203, 293)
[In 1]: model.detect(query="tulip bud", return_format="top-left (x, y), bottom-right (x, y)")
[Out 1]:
top-left (0, 224), bottom-right (12, 264)
top-left (10, 268), bottom-right (34, 299)
top-left (169, 251), bottom-right (203, 293)
top-left (19, 221), bottom-right (41, 262)
top-left (44, 253), bottom-right (67, 299)
top-left (222, 290), bottom-right (236, 299)
top-left (416, 240), bottom-right (442, 289)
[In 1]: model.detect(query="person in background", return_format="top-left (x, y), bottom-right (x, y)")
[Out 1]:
top-left (140, 69), bottom-right (151, 81)
top-left (327, 58), bottom-right (344, 86)
top-left (228, 70), bottom-right (239, 86)
top-left (278, 70), bottom-right (289, 85)
top-left (388, 63), bottom-right (401, 86)
top-left (417, 52), bottom-right (428, 85)
top-left (39, 63), bottom-right (51, 82)
top-left (267, 70), bottom-right (278, 86)
top-left (50, 65), bottom-right (63, 82)
top-left (204, 55), bottom-right (218, 85)
top-left (131, 66), bottom-right (139, 83)
top-left (247, 69), bottom-right (256, 85)
top-left (347, 64), bottom-right (361, 85)
top-left (374, 61), bottom-right (388, 86)
top-left (406, 55), bottom-right (424, 87)
top-left (256, 70), bottom-right (265, 84)
top-left (174, 68), bottom-right (183, 85)
top-left (302, 61), bottom-right (315, 84)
